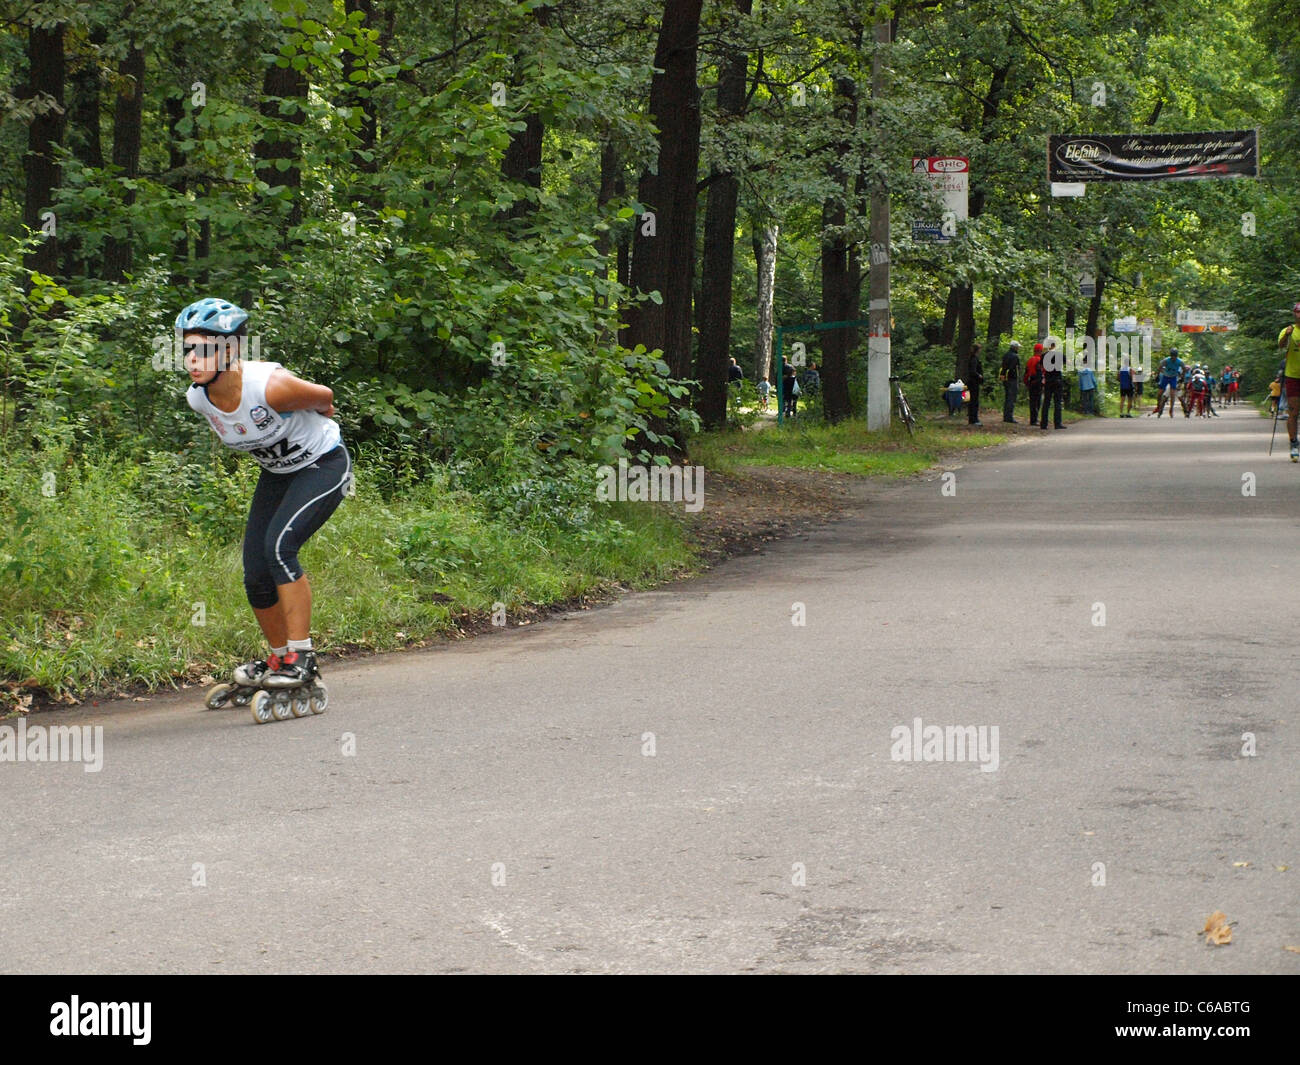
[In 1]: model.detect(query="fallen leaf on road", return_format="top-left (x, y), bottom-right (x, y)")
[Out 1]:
top-left (1277, 865), bottom-right (1289, 872)
top-left (1233, 861), bottom-right (1250, 868)
top-left (1285, 946), bottom-right (1300, 954)
top-left (1203, 911), bottom-right (1232, 946)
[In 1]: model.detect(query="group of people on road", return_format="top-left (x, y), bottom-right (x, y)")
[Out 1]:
top-left (954, 340), bottom-right (1071, 430)
top-left (950, 338), bottom-right (1253, 430)
top-left (1149, 350), bottom-right (1246, 419)
top-left (943, 340), bottom-right (1071, 429)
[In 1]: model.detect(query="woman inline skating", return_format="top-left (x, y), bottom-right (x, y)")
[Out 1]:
top-left (179, 297), bottom-right (351, 723)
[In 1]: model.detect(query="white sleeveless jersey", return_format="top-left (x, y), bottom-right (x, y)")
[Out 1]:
top-left (187, 361), bottom-right (341, 474)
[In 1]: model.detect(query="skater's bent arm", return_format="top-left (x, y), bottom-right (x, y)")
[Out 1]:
top-left (266, 369), bottom-right (335, 417)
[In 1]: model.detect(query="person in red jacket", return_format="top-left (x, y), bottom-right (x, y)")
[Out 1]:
top-left (1024, 343), bottom-right (1045, 427)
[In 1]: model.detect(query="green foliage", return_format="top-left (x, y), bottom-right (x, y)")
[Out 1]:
top-left (0, 443), bottom-right (695, 695)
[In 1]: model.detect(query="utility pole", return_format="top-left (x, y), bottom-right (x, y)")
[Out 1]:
top-left (866, 16), bottom-right (892, 429)
top-left (1039, 199), bottom-right (1051, 340)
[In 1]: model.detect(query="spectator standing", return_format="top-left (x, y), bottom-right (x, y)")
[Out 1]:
top-left (801, 362), bottom-right (821, 398)
top-left (1118, 359), bottom-right (1134, 417)
top-left (1039, 339), bottom-right (1066, 429)
top-left (1024, 343), bottom-right (1045, 426)
top-left (1078, 361), bottom-right (1097, 414)
top-left (1000, 340), bottom-right (1021, 423)
top-left (782, 362), bottom-right (799, 418)
top-left (1132, 359), bottom-right (1147, 405)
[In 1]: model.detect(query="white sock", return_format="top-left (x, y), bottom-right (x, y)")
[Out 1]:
top-left (288, 638), bottom-right (313, 653)
top-left (271, 645), bottom-right (288, 658)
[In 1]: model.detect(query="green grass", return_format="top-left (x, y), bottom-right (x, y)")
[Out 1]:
top-left (0, 448), bottom-right (696, 704)
top-left (689, 417), bottom-right (1007, 477)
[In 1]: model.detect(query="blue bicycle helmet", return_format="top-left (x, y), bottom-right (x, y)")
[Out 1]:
top-left (175, 298), bottom-right (248, 385)
top-left (175, 297), bottom-right (248, 335)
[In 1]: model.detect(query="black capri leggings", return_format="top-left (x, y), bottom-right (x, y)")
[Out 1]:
top-left (242, 445), bottom-right (352, 608)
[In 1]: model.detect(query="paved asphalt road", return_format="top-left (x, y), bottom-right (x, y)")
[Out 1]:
top-left (2, 406), bottom-right (1296, 974)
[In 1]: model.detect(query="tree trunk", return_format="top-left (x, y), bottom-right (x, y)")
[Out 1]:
top-left (594, 134), bottom-right (621, 350)
top-left (595, 135), bottom-right (619, 263)
top-left (820, 74), bottom-right (858, 422)
top-left (1086, 270), bottom-right (1105, 344)
top-left (498, 4), bottom-right (550, 228)
top-left (195, 180), bottom-right (211, 287)
top-left (343, 0), bottom-right (380, 212)
top-left (624, 0), bottom-right (704, 385)
top-left (695, 167), bottom-right (739, 428)
top-left (255, 62), bottom-right (308, 235)
top-left (62, 25), bottom-right (105, 278)
top-left (165, 90), bottom-right (190, 287)
top-left (940, 285), bottom-right (959, 345)
top-left (103, 42), bottom-right (145, 283)
top-left (944, 59), bottom-right (1011, 373)
top-left (22, 23), bottom-right (66, 281)
top-left (694, 0), bottom-right (751, 430)
top-left (754, 223), bottom-right (778, 386)
top-left (953, 283), bottom-right (975, 378)
top-left (615, 167), bottom-right (631, 292)
top-left (987, 288), bottom-right (1014, 346)
top-left (66, 29), bottom-right (104, 170)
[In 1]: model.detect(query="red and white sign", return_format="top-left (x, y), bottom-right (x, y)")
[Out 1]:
top-left (1175, 309), bottom-right (1238, 333)
top-left (912, 156), bottom-right (969, 242)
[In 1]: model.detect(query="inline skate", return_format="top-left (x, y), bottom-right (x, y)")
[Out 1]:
top-left (248, 649), bottom-right (328, 725)
top-left (203, 654), bottom-right (281, 712)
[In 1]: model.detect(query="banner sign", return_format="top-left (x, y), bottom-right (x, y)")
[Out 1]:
top-left (1048, 130), bottom-right (1258, 182)
top-left (911, 156), bottom-right (968, 242)
top-left (1175, 309), bottom-right (1238, 333)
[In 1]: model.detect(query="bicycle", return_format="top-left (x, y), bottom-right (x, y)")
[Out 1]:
top-left (891, 375), bottom-right (916, 436)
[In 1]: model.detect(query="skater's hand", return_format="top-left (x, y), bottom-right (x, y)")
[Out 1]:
top-left (320, 402), bottom-right (336, 418)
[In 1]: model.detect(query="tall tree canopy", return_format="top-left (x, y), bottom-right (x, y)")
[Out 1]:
top-left (0, 0), bottom-right (1290, 456)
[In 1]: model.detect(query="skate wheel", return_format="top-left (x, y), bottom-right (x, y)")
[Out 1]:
top-left (271, 691), bottom-right (294, 721)
top-left (205, 683), bottom-right (235, 710)
top-left (290, 689), bottom-right (313, 718)
top-left (250, 691), bottom-right (275, 725)
top-left (309, 681), bottom-right (328, 715)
